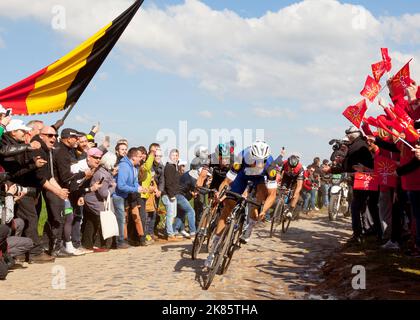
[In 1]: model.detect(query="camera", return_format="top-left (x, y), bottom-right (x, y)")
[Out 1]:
top-left (329, 139), bottom-right (347, 152)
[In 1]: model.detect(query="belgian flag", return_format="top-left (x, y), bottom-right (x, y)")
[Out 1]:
top-left (0, 0), bottom-right (144, 115)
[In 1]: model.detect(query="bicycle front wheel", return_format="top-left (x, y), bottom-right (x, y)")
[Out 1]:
top-left (204, 221), bottom-right (234, 290)
top-left (220, 217), bottom-right (244, 274)
top-left (281, 208), bottom-right (292, 233)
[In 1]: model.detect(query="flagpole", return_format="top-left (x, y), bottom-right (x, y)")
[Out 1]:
top-left (61, 102), bottom-right (76, 122)
top-left (397, 137), bottom-right (416, 151)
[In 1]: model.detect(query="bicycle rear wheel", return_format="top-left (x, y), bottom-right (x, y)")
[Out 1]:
top-left (204, 222), bottom-right (234, 290)
top-left (206, 208), bottom-right (220, 253)
top-left (270, 199), bottom-right (284, 238)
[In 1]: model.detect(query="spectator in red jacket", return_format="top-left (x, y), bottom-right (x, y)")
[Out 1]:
top-left (302, 165), bottom-right (314, 214)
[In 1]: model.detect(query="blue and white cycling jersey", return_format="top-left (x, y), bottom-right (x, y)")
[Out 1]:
top-left (226, 147), bottom-right (280, 194)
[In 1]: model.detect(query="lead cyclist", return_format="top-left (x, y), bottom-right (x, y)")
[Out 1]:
top-left (203, 140), bottom-right (284, 269)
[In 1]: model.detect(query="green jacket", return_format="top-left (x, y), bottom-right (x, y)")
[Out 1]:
top-left (140, 153), bottom-right (155, 199)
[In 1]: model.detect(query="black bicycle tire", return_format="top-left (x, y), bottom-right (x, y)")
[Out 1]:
top-left (270, 199), bottom-right (284, 238)
top-left (282, 207), bottom-right (292, 233)
top-left (220, 213), bottom-right (245, 274)
top-left (206, 208), bottom-right (221, 253)
top-left (204, 221), bottom-right (234, 290)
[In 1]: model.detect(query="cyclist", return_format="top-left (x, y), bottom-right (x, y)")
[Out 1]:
top-left (190, 145), bottom-right (211, 225)
top-left (204, 140), bottom-right (281, 268)
top-left (208, 143), bottom-right (232, 190)
top-left (277, 155), bottom-right (304, 218)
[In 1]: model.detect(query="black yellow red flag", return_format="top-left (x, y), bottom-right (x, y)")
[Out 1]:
top-left (0, 0), bottom-right (143, 115)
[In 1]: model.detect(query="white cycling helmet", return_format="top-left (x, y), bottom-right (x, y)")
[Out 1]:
top-left (250, 140), bottom-right (271, 160)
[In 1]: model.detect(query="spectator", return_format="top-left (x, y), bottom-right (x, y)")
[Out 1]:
top-left (173, 167), bottom-right (207, 238)
top-left (0, 184), bottom-right (34, 263)
top-left (311, 169), bottom-right (321, 212)
top-left (0, 224), bottom-right (10, 279)
top-left (115, 142), bottom-right (128, 164)
top-left (309, 157), bottom-right (321, 209)
top-left (151, 147), bottom-right (165, 238)
top-left (1, 120), bottom-right (53, 263)
top-left (190, 146), bottom-right (209, 229)
top-left (330, 126), bottom-right (381, 244)
top-left (26, 120), bottom-right (44, 140)
top-left (139, 144), bottom-right (159, 245)
top-left (320, 159), bottom-right (332, 209)
top-left (50, 128), bottom-right (91, 257)
top-left (75, 134), bottom-right (89, 160)
top-left (162, 149), bottom-right (181, 241)
top-left (69, 147), bottom-right (104, 254)
top-left (113, 147), bottom-right (144, 249)
top-left (83, 152), bottom-right (117, 251)
top-left (178, 160), bottom-right (187, 175)
top-left (302, 166), bottom-right (314, 213)
top-left (127, 146), bottom-right (148, 246)
top-left (0, 107), bottom-right (12, 137)
top-left (34, 126), bottom-right (69, 253)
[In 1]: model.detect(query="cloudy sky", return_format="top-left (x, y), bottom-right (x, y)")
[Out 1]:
top-left (0, 0), bottom-right (419, 164)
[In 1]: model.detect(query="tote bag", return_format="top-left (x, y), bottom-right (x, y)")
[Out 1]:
top-left (100, 192), bottom-right (119, 240)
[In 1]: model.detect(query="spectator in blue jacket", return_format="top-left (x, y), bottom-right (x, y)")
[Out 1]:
top-left (112, 148), bottom-right (144, 249)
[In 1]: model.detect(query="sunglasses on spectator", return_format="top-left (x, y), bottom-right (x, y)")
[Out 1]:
top-left (42, 133), bottom-right (58, 138)
top-left (90, 156), bottom-right (102, 160)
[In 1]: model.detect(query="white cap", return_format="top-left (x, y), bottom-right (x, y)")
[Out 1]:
top-left (0, 104), bottom-right (7, 114)
top-left (178, 159), bottom-right (188, 167)
top-left (6, 119), bottom-right (31, 132)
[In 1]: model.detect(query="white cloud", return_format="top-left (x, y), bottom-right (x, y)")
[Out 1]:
top-left (197, 110), bottom-right (213, 118)
top-left (252, 107), bottom-right (296, 119)
top-left (304, 126), bottom-right (344, 138)
top-left (224, 110), bottom-right (236, 117)
top-left (0, 0), bottom-right (419, 113)
top-left (73, 114), bottom-right (96, 126)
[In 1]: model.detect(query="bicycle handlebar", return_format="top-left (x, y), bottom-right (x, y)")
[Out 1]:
top-left (225, 190), bottom-right (261, 207)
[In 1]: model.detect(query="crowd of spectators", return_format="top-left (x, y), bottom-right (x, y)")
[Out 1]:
top-left (1, 77), bottom-right (419, 280)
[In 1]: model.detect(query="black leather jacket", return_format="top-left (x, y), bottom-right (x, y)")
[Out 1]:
top-left (0, 134), bottom-right (39, 187)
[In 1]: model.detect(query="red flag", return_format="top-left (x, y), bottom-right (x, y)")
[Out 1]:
top-left (353, 172), bottom-right (379, 191)
top-left (342, 99), bottom-right (368, 128)
top-left (389, 60), bottom-right (413, 97)
top-left (381, 48), bottom-right (392, 72)
top-left (360, 75), bottom-right (382, 102)
top-left (371, 61), bottom-right (386, 82)
top-left (374, 156), bottom-right (398, 188)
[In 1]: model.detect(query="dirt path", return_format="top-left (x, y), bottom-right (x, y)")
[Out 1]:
top-left (1, 212), bottom-right (352, 300)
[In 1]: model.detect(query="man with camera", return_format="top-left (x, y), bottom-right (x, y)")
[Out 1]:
top-left (326, 126), bottom-right (381, 244)
top-left (0, 119), bottom-right (54, 263)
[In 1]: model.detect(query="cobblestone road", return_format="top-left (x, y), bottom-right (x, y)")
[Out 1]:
top-left (1, 212), bottom-right (351, 300)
